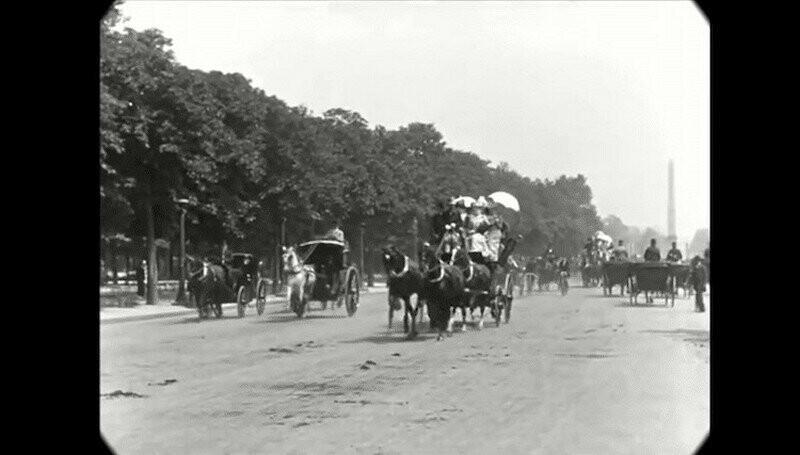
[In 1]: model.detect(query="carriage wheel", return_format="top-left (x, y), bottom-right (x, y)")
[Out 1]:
top-left (344, 268), bottom-right (360, 317)
top-left (256, 279), bottom-right (267, 315)
top-left (237, 287), bottom-right (248, 318)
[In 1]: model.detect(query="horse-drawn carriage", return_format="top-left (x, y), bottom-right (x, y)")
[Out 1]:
top-left (188, 252), bottom-right (268, 319)
top-left (628, 262), bottom-right (685, 306)
top-left (534, 257), bottom-right (558, 291)
top-left (430, 223), bottom-right (515, 330)
top-left (227, 253), bottom-right (269, 317)
top-left (581, 253), bottom-right (603, 288)
top-left (602, 260), bottom-right (630, 296)
top-left (282, 240), bottom-right (360, 318)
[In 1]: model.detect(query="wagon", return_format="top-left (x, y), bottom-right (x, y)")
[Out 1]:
top-left (293, 240), bottom-right (360, 317)
top-left (602, 261), bottom-right (631, 296)
top-left (628, 262), bottom-right (679, 306)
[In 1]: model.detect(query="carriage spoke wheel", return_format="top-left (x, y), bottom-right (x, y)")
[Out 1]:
top-left (237, 286), bottom-right (248, 318)
top-left (344, 269), bottom-right (359, 317)
top-left (256, 279), bottom-right (267, 316)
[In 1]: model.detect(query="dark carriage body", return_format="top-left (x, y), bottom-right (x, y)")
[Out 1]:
top-left (602, 261), bottom-right (631, 295)
top-left (296, 240), bottom-right (359, 312)
top-left (628, 262), bottom-right (684, 306)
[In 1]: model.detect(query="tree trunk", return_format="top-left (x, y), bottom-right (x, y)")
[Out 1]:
top-left (168, 240), bottom-right (174, 280)
top-left (366, 245), bottom-right (375, 287)
top-left (110, 241), bottom-right (119, 284)
top-left (144, 195), bottom-right (159, 305)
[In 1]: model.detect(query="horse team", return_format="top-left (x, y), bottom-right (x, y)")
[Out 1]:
top-left (382, 244), bottom-right (501, 342)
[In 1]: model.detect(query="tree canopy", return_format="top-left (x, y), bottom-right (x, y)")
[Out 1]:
top-left (100, 2), bottom-right (605, 300)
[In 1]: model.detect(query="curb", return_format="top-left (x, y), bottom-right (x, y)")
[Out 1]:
top-left (101, 287), bottom-right (388, 324)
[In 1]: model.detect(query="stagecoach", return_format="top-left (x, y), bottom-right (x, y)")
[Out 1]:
top-left (289, 240), bottom-right (360, 318)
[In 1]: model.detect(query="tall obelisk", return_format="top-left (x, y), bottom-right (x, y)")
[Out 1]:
top-left (667, 159), bottom-right (676, 243)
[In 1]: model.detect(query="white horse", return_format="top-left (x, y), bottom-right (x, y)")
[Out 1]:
top-left (282, 246), bottom-right (317, 317)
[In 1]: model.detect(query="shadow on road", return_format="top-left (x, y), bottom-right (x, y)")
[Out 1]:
top-left (256, 314), bottom-right (351, 324)
top-left (641, 328), bottom-right (709, 341)
top-left (341, 332), bottom-right (438, 344)
top-left (169, 314), bottom-right (243, 324)
top-left (614, 302), bottom-right (671, 309)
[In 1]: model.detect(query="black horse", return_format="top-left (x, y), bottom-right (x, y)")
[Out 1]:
top-left (420, 244), bottom-right (465, 341)
top-left (445, 248), bottom-right (492, 330)
top-left (189, 261), bottom-right (235, 319)
top-left (382, 246), bottom-right (425, 339)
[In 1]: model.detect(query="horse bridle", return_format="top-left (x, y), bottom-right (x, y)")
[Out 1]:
top-left (388, 254), bottom-right (409, 278)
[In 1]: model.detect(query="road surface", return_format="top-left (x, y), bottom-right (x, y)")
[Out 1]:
top-left (101, 282), bottom-right (709, 454)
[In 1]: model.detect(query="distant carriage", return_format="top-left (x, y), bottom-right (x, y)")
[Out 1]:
top-left (669, 262), bottom-right (692, 298)
top-left (601, 261), bottom-right (630, 296)
top-left (581, 254), bottom-right (603, 288)
top-left (628, 262), bottom-right (684, 307)
top-left (535, 258), bottom-right (557, 291)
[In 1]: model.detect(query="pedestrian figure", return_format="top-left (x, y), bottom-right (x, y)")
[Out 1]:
top-left (136, 260), bottom-right (146, 297)
top-left (690, 255), bottom-right (707, 312)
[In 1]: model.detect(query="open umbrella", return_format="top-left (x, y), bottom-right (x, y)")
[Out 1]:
top-left (450, 196), bottom-right (477, 207)
top-left (594, 231), bottom-right (613, 244)
top-left (487, 191), bottom-right (520, 212)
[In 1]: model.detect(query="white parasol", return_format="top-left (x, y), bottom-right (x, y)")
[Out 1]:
top-left (450, 196), bottom-right (477, 207)
top-left (594, 231), bottom-right (613, 244)
top-left (487, 191), bottom-right (520, 212)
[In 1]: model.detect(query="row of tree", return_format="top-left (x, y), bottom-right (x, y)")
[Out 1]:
top-left (100, 3), bottom-right (603, 303)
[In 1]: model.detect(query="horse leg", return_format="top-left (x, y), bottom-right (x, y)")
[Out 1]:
top-left (477, 297), bottom-right (486, 330)
top-left (406, 299), bottom-right (418, 340)
top-left (460, 305), bottom-right (468, 332)
top-left (446, 306), bottom-right (455, 334)
top-left (388, 303), bottom-right (393, 330)
top-left (403, 299), bottom-right (410, 334)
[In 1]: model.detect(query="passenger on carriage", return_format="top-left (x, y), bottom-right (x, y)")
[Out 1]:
top-left (644, 238), bottom-right (661, 262)
top-left (543, 244), bottom-right (556, 264)
top-left (465, 197), bottom-right (492, 265)
top-left (612, 240), bottom-right (629, 260)
top-left (584, 237), bottom-right (595, 257)
top-left (324, 220), bottom-right (345, 243)
top-left (666, 242), bottom-right (683, 263)
top-left (556, 257), bottom-right (571, 276)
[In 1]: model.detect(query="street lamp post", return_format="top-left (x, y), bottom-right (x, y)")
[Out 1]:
top-left (174, 199), bottom-right (190, 305)
top-left (359, 222), bottom-right (365, 288)
top-left (412, 217), bottom-right (419, 261)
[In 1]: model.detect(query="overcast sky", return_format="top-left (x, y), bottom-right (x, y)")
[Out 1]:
top-left (116, 0), bottom-right (709, 242)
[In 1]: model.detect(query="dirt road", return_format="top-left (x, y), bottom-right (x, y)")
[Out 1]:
top-left (100, 282), bottom-right (709, 454)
